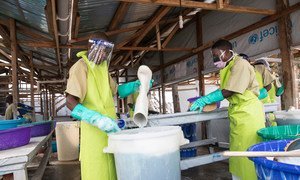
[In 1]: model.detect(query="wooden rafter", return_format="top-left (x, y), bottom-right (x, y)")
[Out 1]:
top-left (114, 6), bottom-right (172, 65)
top-left (0, 24), bottom-right (36, 73)
top-left (108, 2), bottom-right (131, 31)
top-left (47, 0), bottom-right (62, 73)
top-left (69, 15), bottom-right (193, 44)
top-left (119, 0), bottom-right (276, 15)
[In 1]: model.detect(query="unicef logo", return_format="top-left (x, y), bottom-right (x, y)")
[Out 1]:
top-left (248, 34), bottom-right (259, 44)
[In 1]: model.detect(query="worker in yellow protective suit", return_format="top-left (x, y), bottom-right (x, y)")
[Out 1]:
top-left (190, 40), bottom-right (265, 180)
top-left (239, 54), bottom-right (275, 104)
top-left (252, 59), bottom-right (284, 102)
top-left (4, 95), bottom-right (18, 120)
top-left (66, 33), bottom-right (151, 180)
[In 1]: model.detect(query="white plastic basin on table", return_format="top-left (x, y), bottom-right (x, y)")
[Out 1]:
top-left (104, 126), bottom-right (188, 180)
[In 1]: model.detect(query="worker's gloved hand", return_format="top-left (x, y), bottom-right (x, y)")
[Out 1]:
top-left (71, 104), bottom-right (120, 134)
top-left (189, 89), bottom-right (224, 112)
top-left (118, 79), bottom-right (154, 98)
top-left (276, 85), bottom-right (284, 96)
top-left (258, 88), bottom-right (268, 100)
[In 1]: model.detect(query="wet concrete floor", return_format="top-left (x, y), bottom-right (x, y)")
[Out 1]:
top-left (28, 147), bottom-right (231, 180)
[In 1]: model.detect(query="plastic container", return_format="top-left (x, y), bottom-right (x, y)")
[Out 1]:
top-left (248, 140), bottom-right (300, 180)
top-left (104, 126), bottom-right (188, 180)
top-left (180, 123), bottom-right (197, 159)
top-left (19, 121), bottom-right (54, 137)
top-left (273, 110), bottom-right (300, 119)
top-left (0, 119), bottom-right (26, 130)
top-left (55, 121), bottom-right (80, 161)
top-left (257, 125), bottom-right (300, 141)
top-left (276, 118), bottom-right (300, 126)
top-left (0, 126), bottom-right (31, 150)
top-left (52, 141), bottom-right (57, 153)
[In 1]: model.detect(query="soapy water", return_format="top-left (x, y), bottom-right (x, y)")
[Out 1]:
top-left (114, 150), bottom-right (181, 180)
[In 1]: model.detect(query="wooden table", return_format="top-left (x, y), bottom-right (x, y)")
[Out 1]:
top-left (0, 132), bottom-right (53, 180)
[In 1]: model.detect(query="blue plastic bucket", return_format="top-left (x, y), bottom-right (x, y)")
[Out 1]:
top-left (248, 140), bottom-right (300, 180)
top-left (52, 141), bottom-right (57, 152)
top-left (180, 123), bottom-right (197, 159)
top-left (0, 119), bottom-right (26, 130)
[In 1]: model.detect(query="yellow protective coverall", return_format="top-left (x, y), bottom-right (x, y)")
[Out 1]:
top-left (220, 55), bottom-right (265, 180)
top-left (67, 51), bottom-right (117, 180)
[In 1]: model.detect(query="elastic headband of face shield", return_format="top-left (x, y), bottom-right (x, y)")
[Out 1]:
top-left (87, 39), bottom-right (114, 67)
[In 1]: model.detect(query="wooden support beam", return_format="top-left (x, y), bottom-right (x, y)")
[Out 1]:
top-left (71, 0), bottom-right (79, 38)
top-left (159, 52), bottom-right (166, 114)
top-left (217, 0), bottom-right (224, 9)
top-left (115, 6), bottom-right (172, 65)
top-left (117, 47), bottom-right (193, 52)
top-left (18, 41), bottom-right (193, 52)
top-left (0, 48), bottom-right (11, 60)
top-left (120, 0), bottom-right (276, 15)
top-left (153, 2), bottom-right (300, 73)
top-left (45, 87), bottom-right (49, 119)
top-left (196, 13), bottom-right (205, 96)
top-left (162, 24), bottom-right (179, 48)
top-left (172, 84), bottom-right (180, 112)
top-left (49, 0), bottom-right (62, 72)
top-left (155, 24), bottom-right (161, 50)
top-left (74, 13), bottom-right (80, 38)
top-left (108, 2), bottom-right (131, 31)
top-left (277, 0), bottom-right (296, 109)
top-left (52, 92), bottom-right (56, 117)
top-left (224, 0), bottom-right (230, 5)
top-left (10, 18), bottom-right (19, 103)
top-left (29, 51), bottom-right (36, 121)
top-left (0, 63), bottom-right (11, 67)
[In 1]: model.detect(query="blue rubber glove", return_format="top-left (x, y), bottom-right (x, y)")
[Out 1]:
top-left (71, 104), bottom-right (120, 134)
top-left (118, 79), bottom-right (154, 98)
top-left (276, 86), bottom-right (284, 96)
top-left (258, 88), bottom-right (268, 100)
top-left (189, 89), bottom-right (224, 112)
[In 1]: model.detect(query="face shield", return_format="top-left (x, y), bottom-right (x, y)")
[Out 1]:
top-left (87, 39), bottom-right (114, 66)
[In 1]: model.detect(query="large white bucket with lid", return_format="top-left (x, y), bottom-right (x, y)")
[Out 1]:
top-left (55, 121), bottom-right (80, 161)
top-left (104, 126), bottom-right (189, 180)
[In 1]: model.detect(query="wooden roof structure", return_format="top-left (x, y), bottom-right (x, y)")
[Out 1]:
top-left (0, 0), bottom-right (299, 112)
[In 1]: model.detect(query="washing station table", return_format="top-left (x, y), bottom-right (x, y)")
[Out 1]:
top-left (0, 131), bottom-right (53, 180)
top-left (125, 103), bottom-right (279, 170)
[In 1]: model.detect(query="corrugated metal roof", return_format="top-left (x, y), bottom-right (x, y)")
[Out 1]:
top-left (0, 0), bottom-right (48, 33)
top-left (78, 0), bottom-right (119, 35)
top-left (122, 3), bottom-right (159, 24)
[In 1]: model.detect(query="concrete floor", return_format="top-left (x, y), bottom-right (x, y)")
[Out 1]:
top-left (27, 151), bottom-right (231, 180)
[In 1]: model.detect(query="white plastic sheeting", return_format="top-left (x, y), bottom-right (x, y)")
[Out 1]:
top-left (144, 0), bottom-right (300, 84)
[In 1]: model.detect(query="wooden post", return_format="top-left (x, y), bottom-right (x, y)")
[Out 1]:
top-left (45, 86), bottom-right (49, 119)
top-left (10, 18), bottom-right (19, 104)
top-left (158, 88), bottom-right (162, 113)
top-left (124, 70), bottom-right (128, 113)
top-left (172, 84), bottom-right (181, 112)
top-left (196, 13), bottom-right (205, 96)
top-left (156, 24), bottom-right (161, 50)
top-left (29, 51), bottom-right (36, 121)
top-left (48, 92), bottom-right (52, 119)
top-left (52, 92), bottom-right (56, 117)
top-left (116, 71), bottom-right (120, 113)
top-left (277, 0), bottom-right (295, 109)
top-left (40, 90), bottom-right (44, 116)
top-left (159, 52), bottom-right (166, 114)
top-left (196, 14), bottom-right (207, 139)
